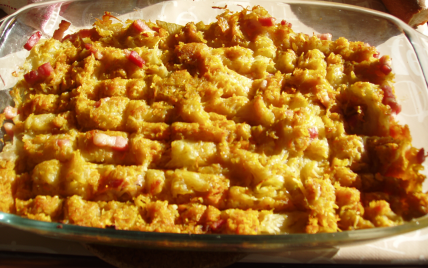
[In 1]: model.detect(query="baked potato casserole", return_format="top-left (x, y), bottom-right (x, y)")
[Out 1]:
top-left (0, 6), bottom-right (427, 234)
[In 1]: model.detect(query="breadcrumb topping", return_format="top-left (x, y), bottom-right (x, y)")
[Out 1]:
top-left (0, 6), bottom-right (427, 234)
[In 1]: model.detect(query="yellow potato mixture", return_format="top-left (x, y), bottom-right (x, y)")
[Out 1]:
top-left (0, 6), bottom-right (427, 234)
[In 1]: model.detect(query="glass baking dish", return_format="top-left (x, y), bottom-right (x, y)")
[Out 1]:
top-left (1, 0), bottom-right (428, 252)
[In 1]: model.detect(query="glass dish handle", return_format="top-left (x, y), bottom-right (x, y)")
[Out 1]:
top-left (406, 29), bottom-right (428, 89)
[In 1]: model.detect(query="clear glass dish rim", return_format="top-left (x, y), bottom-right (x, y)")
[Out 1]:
top-left (1, 211), bottom-right (428, 248)
top-left (0, 0), bottom-right (428, 250)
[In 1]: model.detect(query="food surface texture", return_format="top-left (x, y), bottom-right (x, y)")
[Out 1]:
top-left (0, 6), bottom-right (427, 234)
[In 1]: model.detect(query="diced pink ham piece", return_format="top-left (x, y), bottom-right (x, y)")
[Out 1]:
top-left (53, 20), bottom-right (71, 41)
top-left (124, 50), bottom-right (145, 68)
top-left (24, 32), bottom-right (42, 50)
top-left (280, 20), bottom-right (292, 27)
top-left (317, 33), bottom-right (332, 41)
top-left (381, 85), bottom-right (401, 114)
top-left (3, 106), bottom-right (17, 120)
top-left (84, 43), bottom-right (92, 50)
top-left (38, 62), bottom-right (54, 77)
top-left (113, 136), bottom-right (129, 151)
top-left (84, 43), bottom-right (103, 60)
top-left (3, 122), bottom-right (14, 136)
top-left (379, 55), bottom-right (392, 75)
top-left (56, 139), bottom-right (71, 148)
top-left (258, 17), bottom-right (276, 26)
top-left (93, 133), bottom-right (128, 151)
top-left (317, 91), bottom-right (331, 108)
top-left (24, 70), bottom-right (40, 84)
top-left (133, 20), bottom-right (153, 32)
top-left (24, 62), bottom-right (54, 84)
top-left (79, 29), bottom-right (92, 38)
top-left (210, 219), bottom-right (226, 231)
top-left (93, 51), bottom-right (103, 60)
top-left (308, 127), bottom-right (318, 139)
top-left (93, 133), bottom-right (115, 147)
top-left (417, 148), bottom-right (426, 164)
top-left (380, 65), bottom-right (392, 75)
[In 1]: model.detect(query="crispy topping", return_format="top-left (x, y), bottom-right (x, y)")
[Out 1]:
top-left (53, 20), bottom-right (71, 41)
top-left (1, 6), bottom-right (426, 235)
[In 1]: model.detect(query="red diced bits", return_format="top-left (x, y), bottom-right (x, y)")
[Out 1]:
top-left (280, 20), bottom-right (292, 27)
top-left (381, 85), bottom-right (401, 114)
top-left (373, 52), bottom-right (380, 58)
top-left (93, 131), bottom-right (128, 152)
top-left (93, 132), bottom-right (114, 147)
top-left (380, 64), bottom-right (392, 75)
top-left (24, 31), bottom-right (42, 50)
top-left (53, 20), bottom-right (71, 41)
top-left (150, 180), bottom-right (161, 194)
top-left (258, 17), bottom-right (276, 26)
top-left (379, 55), bottom-right (392, 75)
top-left (317, 33), bottom-right (332, 41)
top-left (210, 219), bottom-right (226, 231)
top-left (24, 70), bottom-right (40, 84)
top-left (308, 127), bottom-right (318, 139)
top-left (79, 29), bottom-right (92, 38)
top-left (417, 148), bottom-right (426, 164)
top-left (382, 85), bottom-right (394, 101)
top-left (113, 136), bottom-right (129, 151)
top-left (390, 102), bottom-right (401, 114)
top-left (3, 122), bottom-right (15, 137)
top-left (133, 19), bottom-right (152, 32)
top-left (84, 43), bottom-right (103, 60)
top-left (56, 139), bottom-right (71, 148)
top-left (24, 62), bottom-right (54, 84)
top-left (37, 62), bottom-right (54, 77)
top-left (3, 106), bottom-right (18, 120)
top-left (125, 50), bottom-right (145, 67)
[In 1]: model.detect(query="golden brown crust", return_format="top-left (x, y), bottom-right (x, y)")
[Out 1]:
top-left (0, 6), bottom-right (427, 235)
